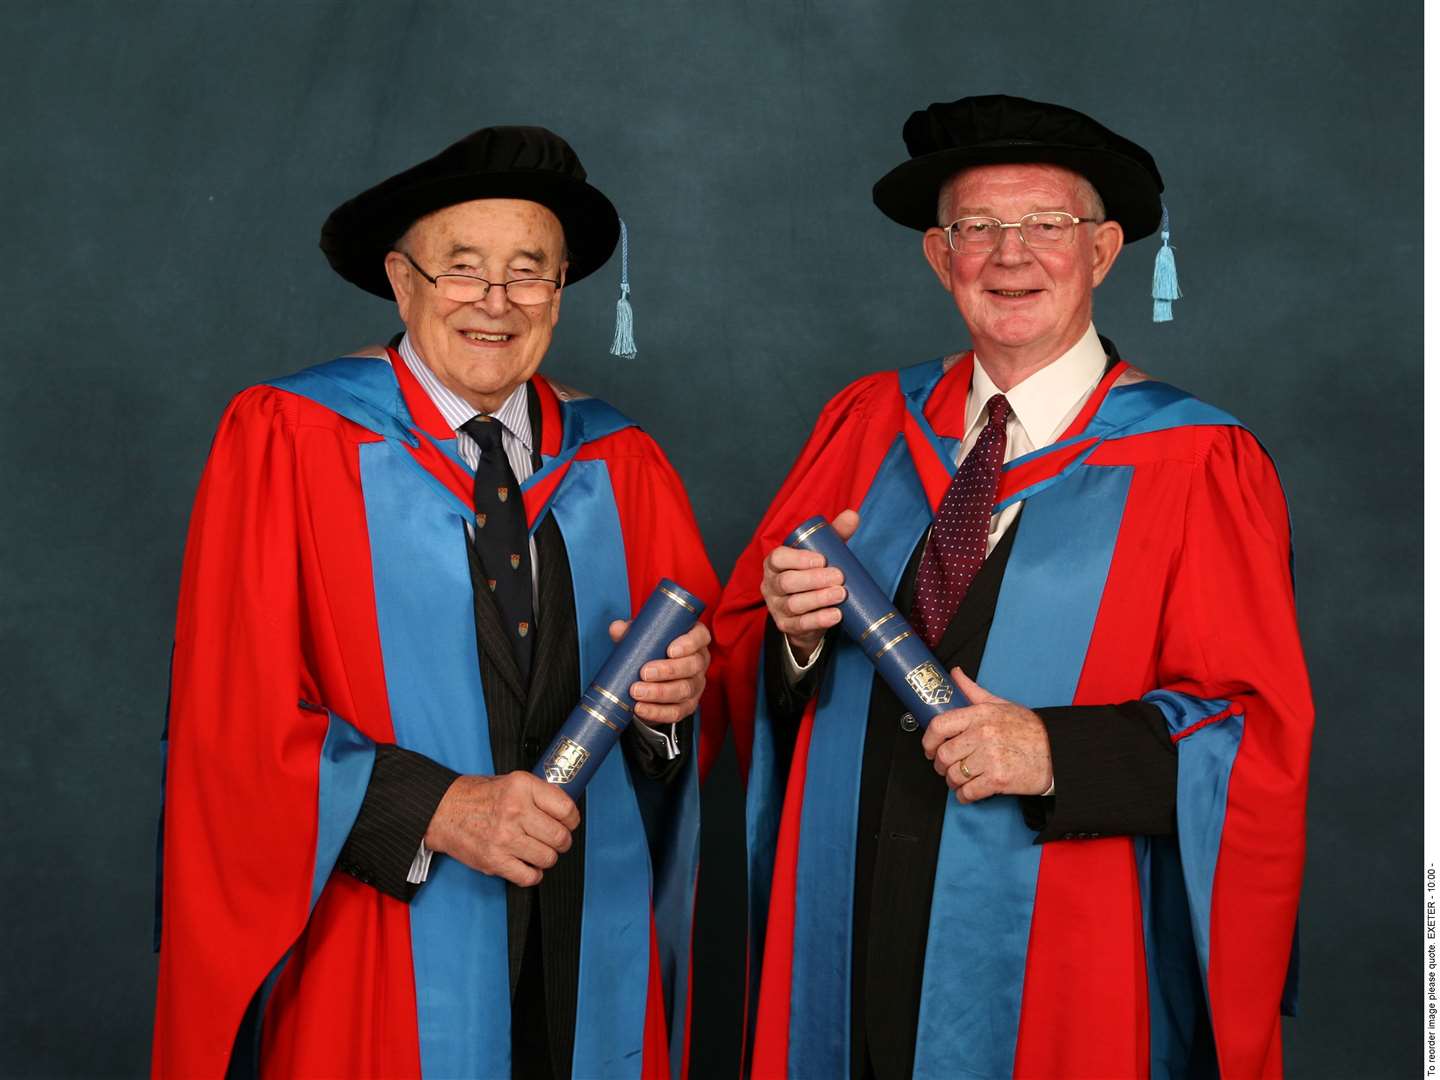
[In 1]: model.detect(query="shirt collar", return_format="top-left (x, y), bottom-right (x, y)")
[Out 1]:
top-left (398, 332), bottom-right (534, 453)
top-left (967, 323), bottom-right (1107, 447)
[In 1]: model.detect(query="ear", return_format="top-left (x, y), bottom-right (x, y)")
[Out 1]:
top-left (922, 228), bottom-right (955, 292)
top-left (1089, 220), bottom-right (1125, 287)
top-left (383, 251), bottom-right (415, 320)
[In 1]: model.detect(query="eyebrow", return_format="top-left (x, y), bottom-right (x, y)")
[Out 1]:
top-left (443, 243), bottom-right (550, 265)
top-left (951, 204), bottom-right (1072, 217)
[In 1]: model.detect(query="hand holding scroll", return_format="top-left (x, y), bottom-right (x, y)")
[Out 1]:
top-left (922, 667), bottom-right (1053, 803)
top-left (425, 772), bottom-right (580, 887)
top-left (608, 618), bottom-right (711, 725)
top-left (761, 509), bottom-right (861, 662)
top-left (532, 579), bottom-right (706, 798)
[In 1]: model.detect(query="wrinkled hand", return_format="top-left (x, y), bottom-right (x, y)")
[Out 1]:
top-left (424, 772), bottom-right (580, 887)
top-left (760, 509), bottom-right (860, 663)
top-left (921, 668), bottom-right (1053, 803)
top-left (609, 618), bottom-right (711, 724)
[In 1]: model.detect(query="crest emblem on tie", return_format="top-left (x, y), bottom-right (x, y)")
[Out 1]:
top-left (517, 621), bottom-right (530, 638)
top-left (497, 486), bottom-right (509, 502)
top-left (476, 512), bottom-right (487, 528)
top-left (904, 661), bottom-right (953, 707)
top-left (487, 578), bottom-right (497, 592)
top-left (510, 553), bottom-right (521, 570)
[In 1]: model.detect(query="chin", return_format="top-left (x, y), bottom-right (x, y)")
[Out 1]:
top-left (982, 323), bottom-right (1047, 349)
top-left (462, 373), bottom-right (520, 400)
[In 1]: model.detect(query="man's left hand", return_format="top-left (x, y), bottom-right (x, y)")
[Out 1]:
top-left (921, 667), bottom-right (1053, 802)
top-left (609, 619), bottom-right (711, 724)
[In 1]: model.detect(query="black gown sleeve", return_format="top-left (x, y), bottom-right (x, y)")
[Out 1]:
top-left (762, 618), bottom-right (835, 766)
top-left (621, 715), bottom-right (692, 784)
top-left (338, 744), bottom-right (459, 901)
top-left (1019, 700), bottom-right (1178, 842)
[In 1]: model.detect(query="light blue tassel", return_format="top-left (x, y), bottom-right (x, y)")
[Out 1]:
top-left (610, 218), bottom-right (637, 358)
top-left (1152, 203), bottom-right (1181, 323)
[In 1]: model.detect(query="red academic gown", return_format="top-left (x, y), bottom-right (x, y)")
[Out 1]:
top-left (153, 351), bottom-right (717, 1079)
top-left (707, 353), bottom-right (1312, 1079)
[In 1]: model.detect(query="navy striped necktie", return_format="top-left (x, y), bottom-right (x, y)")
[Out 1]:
top-left (461, 415), bottom-right (534, 679)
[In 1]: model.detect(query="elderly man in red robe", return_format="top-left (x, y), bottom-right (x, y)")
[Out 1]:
top-left (153, 126), bottom-right (717, 1079)
top-left (709, 95), bottom-right (1312, 1079)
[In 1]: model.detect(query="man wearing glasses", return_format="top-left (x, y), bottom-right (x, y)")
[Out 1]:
top-left (712, 96), bottom-right (1312, 1077)
top-left (153, 127), bottom-right (716, 1079)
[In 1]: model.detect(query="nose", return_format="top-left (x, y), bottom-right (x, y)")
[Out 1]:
top-left (990, 226), bottom-right (1031, 266)
top-left (477, 283), bottom-right (512, 317)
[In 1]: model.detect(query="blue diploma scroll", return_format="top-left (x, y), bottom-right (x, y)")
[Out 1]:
top-left (533, 578), bottom-right (706, 797)
top-left (785, 516), bottom-right (968, 727)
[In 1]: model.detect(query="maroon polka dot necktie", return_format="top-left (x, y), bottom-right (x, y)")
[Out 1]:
top-left (461, 415), bottom-right (534, 680)
top-left (909, 393), bottom-right (1012, 648)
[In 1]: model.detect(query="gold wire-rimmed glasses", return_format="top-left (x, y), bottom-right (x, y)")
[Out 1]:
top-left (943, 212), bottom-right (1100, 253)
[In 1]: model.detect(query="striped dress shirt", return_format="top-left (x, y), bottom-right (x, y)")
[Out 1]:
top-left (396, 335), bottom-right (677, 883)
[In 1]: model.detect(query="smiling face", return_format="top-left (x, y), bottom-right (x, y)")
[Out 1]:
top-left (921, 163), bottom-right (1123, 382)
top-left (384, 198), bottom-right (567, 413)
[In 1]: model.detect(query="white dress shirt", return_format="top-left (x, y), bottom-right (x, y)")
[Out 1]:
top-left (396, 335), bottom-right (676, 883)
top-left (957, 322), bottom-right (1108, 557)
top-left (782, 326), bottom-right (1108, 798)
top-left (787, 324), bottom-right (1107, 674)
top-left (399, 334), bottom-right (541, 603)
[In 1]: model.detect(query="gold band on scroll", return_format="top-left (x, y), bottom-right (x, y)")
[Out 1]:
top-left (580, 703), bottom-right (623, 732)
top-left (874, 630), bottom-right (913, 658)
top-left (593, 685), bottom-right (632, 712)
top-left (791, 520), bottom-right (826, 546)
top-left (660, 586), bottom-right (697, 613)
top-left (859, 611), bottom-right (896, 642)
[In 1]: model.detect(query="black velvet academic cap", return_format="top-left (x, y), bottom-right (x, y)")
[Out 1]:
top-left (872, 95), bottom-right (1164, 243)
top-left (320, 126), bottom-right (620, 300)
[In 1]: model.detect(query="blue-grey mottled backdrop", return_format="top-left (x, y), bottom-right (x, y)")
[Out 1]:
top-left (1, 1), bottom-right (1419, 1076)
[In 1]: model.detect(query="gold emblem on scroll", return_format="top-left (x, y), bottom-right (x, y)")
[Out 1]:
top-left (543, 737), bottom-right (591, 784)
top-left (905, 661), bottom-right (952, 707)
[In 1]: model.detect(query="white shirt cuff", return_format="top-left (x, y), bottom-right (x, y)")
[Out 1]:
top-left (407, 841), bottom-right (434, 884)
top-left (781, 634), bottom-right (826, 685)
top-left (631, 718), bottom-right (681, 759)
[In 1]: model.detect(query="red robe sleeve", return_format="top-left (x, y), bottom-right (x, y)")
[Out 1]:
top-left (1066, 424), bottom-right (1313, 1078)
top-left (704, 373), bottom-right (900, 779)
top-left (153, 388), bottom-right (390, 1078)
top-left (595, 428), bottom-right (720, 621)
top-left (1171, 427), bottom-right (1312, 1077)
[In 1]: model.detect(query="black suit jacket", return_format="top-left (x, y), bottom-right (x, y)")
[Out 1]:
top-left (338, 381), bottom-right (685, 1079)
top-left (765, 510), bottom-right (1177, 1080)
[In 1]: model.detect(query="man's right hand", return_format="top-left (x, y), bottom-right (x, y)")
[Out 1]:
top-left (760, 509), bottom-right (861, 663)
top-left (424, 772), bottom-right (580, 887)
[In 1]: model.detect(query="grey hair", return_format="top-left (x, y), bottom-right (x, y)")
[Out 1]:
top-left (937, 170), bottom-right (1106, 225)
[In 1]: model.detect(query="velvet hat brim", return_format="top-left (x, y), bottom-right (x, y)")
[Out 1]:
top-left (320, 126), bottom-right (620, 300)
top-left (872, 95), bottom-right (1164, 244)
